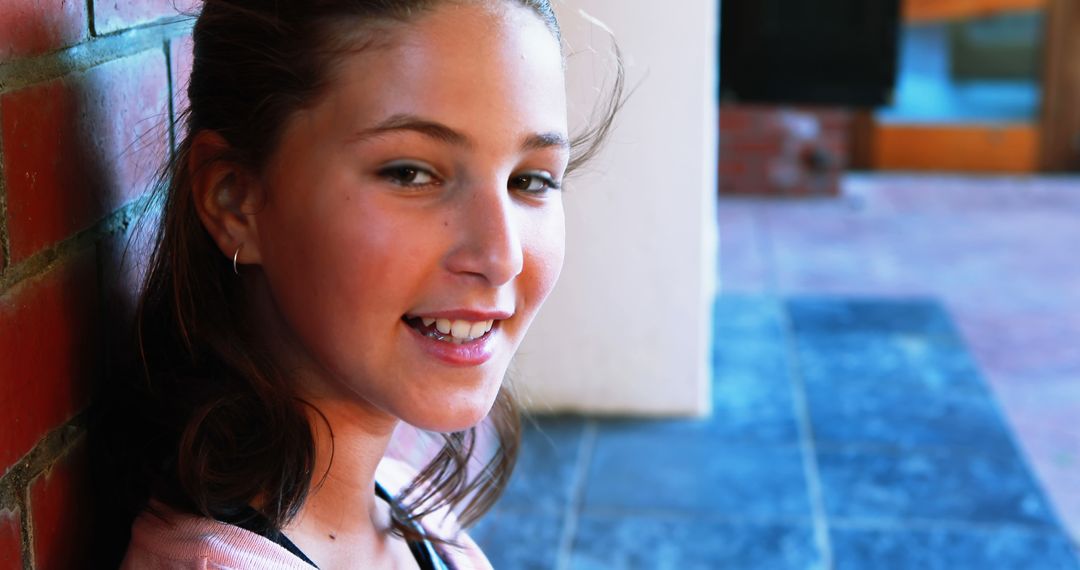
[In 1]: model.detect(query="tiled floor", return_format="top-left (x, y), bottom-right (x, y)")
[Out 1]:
top-left (473, 296), bottom-right (1078, 568)
top-left (472, 174), bottom-right (1080, 568)
top-left (717, 174), bottom-right (1080, 544)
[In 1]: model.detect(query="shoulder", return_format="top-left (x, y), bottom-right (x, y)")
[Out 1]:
top-left (121, 501), bottom-right (313, 570)
top-left (376, 457), bottom-right (494, 570)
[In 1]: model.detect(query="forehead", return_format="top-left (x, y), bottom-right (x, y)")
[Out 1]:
top-left (308, 2), bottom-right (567, 141)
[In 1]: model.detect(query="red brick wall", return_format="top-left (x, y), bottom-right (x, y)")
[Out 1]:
top-left (718, 104), bottom-right (852, 196)
top-left (0, 2), bottom-right (193, 568)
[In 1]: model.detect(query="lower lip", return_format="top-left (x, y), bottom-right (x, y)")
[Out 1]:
top-left (405, 322), bottom-right (497, 366)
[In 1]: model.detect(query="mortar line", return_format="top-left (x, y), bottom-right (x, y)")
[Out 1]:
top-left (0, 418), bottom-right (85, 568)
top-left (86, 0), bottom-right (96, 36)
top-left (18, 485), bottom-right (31, 570)
top-left (779, 300), bottom-right (834, 570)
top-left (163, 38), bottom-right (177, 158)
top-left (0, 18), bottom-right (193, 94)
top-left (0, 104), bottom-right (9, 277)
top-left (555, 419), bottom-right (596, 570)
top-left (0, 193), bottom-right (152, 296)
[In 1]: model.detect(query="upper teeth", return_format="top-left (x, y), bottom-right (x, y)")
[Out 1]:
top-left (422, 317), bottom-right (494, 341)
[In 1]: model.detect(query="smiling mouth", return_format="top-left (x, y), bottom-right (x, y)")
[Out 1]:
top-left (402, 316), bottom-right (498, 345)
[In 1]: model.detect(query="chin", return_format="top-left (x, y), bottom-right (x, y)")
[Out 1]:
top-left (404, 384), bottom-right (502, 434)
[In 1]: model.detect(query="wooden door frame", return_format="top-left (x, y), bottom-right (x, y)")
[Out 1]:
top-left (1039, 0), bottom-right (1080, 171)
top-left (853, 0), bottom-right (1080, 173)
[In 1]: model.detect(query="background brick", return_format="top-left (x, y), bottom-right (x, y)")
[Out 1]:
top-left (0, 509), bottom-right (21, 570)
top-left (718, 107), bottom-right (753, 130)
top-left (1, 49), bottom-right (169, 264)
top-left (30, 441), bottom-right (90, 570)
top-left (93, 0), bottom-right (193, 35)
top-left (0, 0), bottom-right (87, 64)
top-left (719, 104), bottom-right (851, 196)
top-left (0, 250), bottom-right (100, 471)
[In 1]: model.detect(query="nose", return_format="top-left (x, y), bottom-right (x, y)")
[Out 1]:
top-left (442, 183), bottom-right (524, 287)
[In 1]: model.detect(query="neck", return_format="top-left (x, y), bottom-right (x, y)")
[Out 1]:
top-left (283, 396), bottom-right (417, 568)
top-left (293, 396), bottom-right (398, 534)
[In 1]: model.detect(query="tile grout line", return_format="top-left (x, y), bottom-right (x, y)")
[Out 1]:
top-left (758, 196), bottom-right (833, 566)
top-left (555, 419), bottom-right (597, 570)
top-left (779, 299), bottom-right (834, 570)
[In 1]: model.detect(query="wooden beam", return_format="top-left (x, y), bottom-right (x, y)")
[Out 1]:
top-left (904, 0), bottom-right (1045, 22)
top-left (1039, 0), bottom-right (1080, 171)
top-left (873, 123), bottom-right (1039, 172)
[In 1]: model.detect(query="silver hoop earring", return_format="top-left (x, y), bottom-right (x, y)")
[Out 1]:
top-left (232, 244), bottom-right (242, 275)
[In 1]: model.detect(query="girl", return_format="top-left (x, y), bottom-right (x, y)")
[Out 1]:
top-left (104, 0), bottom-right (620, 568)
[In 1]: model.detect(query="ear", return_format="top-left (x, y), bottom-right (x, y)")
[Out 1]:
top-left (189, 130), bottom-right (264, 270)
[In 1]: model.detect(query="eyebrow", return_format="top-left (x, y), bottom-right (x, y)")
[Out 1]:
top-left (354, 113), bottom-right (569, 152)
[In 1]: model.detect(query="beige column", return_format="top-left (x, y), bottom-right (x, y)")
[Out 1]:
top-left (514, 0), bottom-right (719, 416)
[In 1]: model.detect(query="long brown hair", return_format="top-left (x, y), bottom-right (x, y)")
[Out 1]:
top-left (108, 0), bottom-right (624, 549)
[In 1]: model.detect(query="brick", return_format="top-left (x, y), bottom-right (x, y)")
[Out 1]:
top-left (812, 108), bottom-right (853, 130)
top-left (0, 508), bottom-right (21, 569)
top-left (93, 0), bottom-right (195, 35)
top-left (717, 159), bottom-right (746, 178)
top-left (0, 250), bottom-right (100, 470)
top-left (720, 128), bottom-right (784, 144)
top-left (726, 138), bottom-right (784, 156)
top-left (718, 107), bottom-right (755, 131)
top-left (1, 49), bottom-right (169, 264)
top-left (0, 0), bottom-right (88, 64)
top-left (719, 172), bottom-right (770, 195)
top-left (30, 440), bottom-right (90, 570)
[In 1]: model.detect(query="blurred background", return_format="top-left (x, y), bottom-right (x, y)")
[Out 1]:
top-left (475, 0), bottom-right (1080, 568)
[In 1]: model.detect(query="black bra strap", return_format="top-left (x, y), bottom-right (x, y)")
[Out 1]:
top-left (218, 484), bottom-right (448, 570)
top-left (375, 483), bottom-right (443, 569)
top-left (218, 507), bottom-right (320, 568)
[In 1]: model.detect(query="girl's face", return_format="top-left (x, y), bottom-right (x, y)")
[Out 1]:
top-left (249, 3), bottom-right (567, 432)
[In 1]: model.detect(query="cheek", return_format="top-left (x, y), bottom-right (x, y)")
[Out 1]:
top-left (526, 207), bottom-right (566, 305)
top-left (256, 199), bottom-right (415, 353)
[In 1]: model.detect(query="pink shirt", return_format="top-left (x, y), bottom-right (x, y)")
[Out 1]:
top-left (121, 458), bottom-right (492, 569)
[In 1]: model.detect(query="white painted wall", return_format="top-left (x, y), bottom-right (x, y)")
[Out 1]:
top-left (513, 0), bottom-right (719, 416)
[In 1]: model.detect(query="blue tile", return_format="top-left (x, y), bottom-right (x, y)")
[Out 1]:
top-left (496, 416), bottom-right (586, 513)
top-left (586, 335), bottom-right (796, 444)
top-left (710, 364), bottom-right (801, 443)
top-left (786, 297), bottom-right (960, 339)
top-left (599, 340), bottom-right (800, 445)
top-left (795, 334), bottom-right (987, 395)
top-left (594, 406), bottom-right (800, 449)
top-left (570, 515), bottom-right (821, 570)
top-left (714, 338), bottom-right (790, 379)
top-left (583, 431), bottom-right (811, 518)
top-left (807, 382), bottom-right (1016, 452)
top-left (818, 447), bottom-right (1059, 527)
top-left (831, 525), bottom-right (1080, 570)
top-left (714, 295), bottom-right (787, 342)
top-left (470, 511), bottom-right (563, 570)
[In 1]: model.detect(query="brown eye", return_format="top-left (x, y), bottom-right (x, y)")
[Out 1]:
top-left (510, 173), bottom-right (560, 194)
top-left (379, 163), bottom-right (437, 187)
